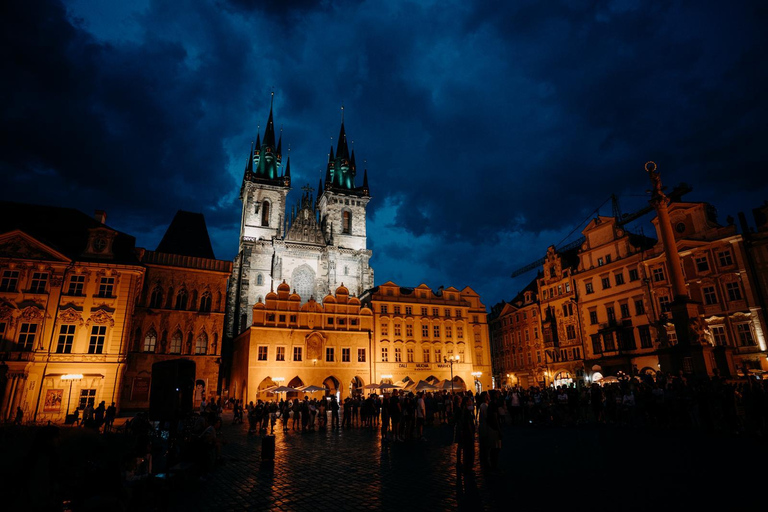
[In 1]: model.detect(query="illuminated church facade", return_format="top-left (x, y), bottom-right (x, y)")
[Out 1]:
top-left (225, 101), bottom-right (374, 341)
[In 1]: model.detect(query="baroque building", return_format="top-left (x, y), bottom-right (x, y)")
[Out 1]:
top-left (361, 282), bottom-right (492, 394)
top-left (226, 102), bottom-right (374, 343)
top-left (0, 203), bottom-right (144, 422)
top-left (122, 211), bottom-right (232, 411)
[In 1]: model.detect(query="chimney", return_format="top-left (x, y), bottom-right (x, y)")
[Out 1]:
top-left (94, 210), bottom-right (107, 224)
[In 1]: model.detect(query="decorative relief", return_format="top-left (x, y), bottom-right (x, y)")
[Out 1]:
top-left (20, 305), bottom-right (45, 322)
top-left (59, 307), bottom-right (84, 326)
top-left (88, 308), bottom-right (115, 327)
top-left (0, 236), bottom-right (55, 260)
top-left (305, 332), bottom-right (325, 361)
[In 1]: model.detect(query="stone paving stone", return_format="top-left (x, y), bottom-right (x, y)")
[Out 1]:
top-left (164, 412), bottom-right (767, 511)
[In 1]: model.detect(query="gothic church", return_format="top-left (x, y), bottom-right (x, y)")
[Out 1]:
top-left (226, 101), bottom-right (374, 339)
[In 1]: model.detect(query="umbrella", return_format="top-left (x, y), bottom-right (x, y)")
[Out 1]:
top-left (363, 383), bottom-right (381, 390)
top-left (596, 376), bottom-right (619, 385)
top-left (379, 383), bottom-right (401, 391)
top-left (261, 385), bottom-right (278, 393)
top-left (273, 386), bottom-right (299, 393)
top-left (415, 379), bottom-right (438, 392)
top-left (302, 385), bottom-right (326, 393)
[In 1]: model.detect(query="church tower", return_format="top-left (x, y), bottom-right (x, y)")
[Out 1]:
top-left (227, 96), bottom-right (291, 337)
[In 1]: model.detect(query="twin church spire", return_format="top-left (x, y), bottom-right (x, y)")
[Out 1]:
top-left (242, 98), bottom-right (369, 198)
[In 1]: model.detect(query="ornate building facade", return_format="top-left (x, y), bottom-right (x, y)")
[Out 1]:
top-left (230, 283), bottom-right (374, 402)
top-left (361, 282), bottom-right (492, 394)
top-left (226, 102), bottom-right (374, 343)
top-left (0, 203), bottom-right (144, 422)
top-left (122, 211), bottom-right (232, 411)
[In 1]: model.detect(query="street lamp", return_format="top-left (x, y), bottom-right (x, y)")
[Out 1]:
top-left (471, 371), bottom-right (482, 394)
top-left (61, 374), bottom-right (83, 420)
top-left (444, 355), bottom-right (460, 393)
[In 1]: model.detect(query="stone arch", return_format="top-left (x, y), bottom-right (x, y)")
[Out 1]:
top-left (287, 376), bottom-right (304, 400)
top-left (323, 376), bottom-right (340, 397)
top-left (350, 376), bottom-right (364, 396)
top-left (291, 264), bottom-right (316, 304)
top-left (452, 376), bottom-right (466, 390)
top-left (258, 377), bottom-right (277, 398)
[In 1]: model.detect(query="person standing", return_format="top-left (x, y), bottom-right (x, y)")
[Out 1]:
top-left (330, 396), bottom-right (340, 428)
top-left (477, 392), bottom-right (489, 466)
top-left (416, 392), bottom-right (426, 441)
top-left (460, 396), bottom-right (476, 473)
top-left (104, 402), bottom-right (116, 432)
top-left (14, 406), bottom-right (23, 425)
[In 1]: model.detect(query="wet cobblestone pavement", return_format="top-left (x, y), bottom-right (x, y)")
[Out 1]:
top-left (161, 413), bottom-right (767, 511)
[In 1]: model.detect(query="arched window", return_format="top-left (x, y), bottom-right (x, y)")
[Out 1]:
top-left (195, 332), bottom-right (208, 355)
top-left (256, 274), bottom-right (264, 286)
top-left (170, 330), bottom-right (182, 354)
top-left (175, 289), bottom-right (188, 310)
top-left (143, 329), bottom-right (157, 353)
top-left (342, 211), bottom-right (351, 234)
top-left (261, 200), bottom-right (270, 227)
top-left (199, 292), bottom-right (212, 312)
top-left (149, 287), bottom-right (163, 308)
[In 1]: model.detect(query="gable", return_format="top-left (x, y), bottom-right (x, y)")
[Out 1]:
top-left (0, 230), bottom-right (71, 263)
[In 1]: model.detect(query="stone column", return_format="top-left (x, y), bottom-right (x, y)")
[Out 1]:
top-left (9, 374), bottom-right (26, 418)
top-left (0, 374), bottom-right (15, 419)
top-left (3, 375), bottom-right (19, 420)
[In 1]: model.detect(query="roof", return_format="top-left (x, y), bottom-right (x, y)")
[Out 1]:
top-left (0, 201), bottom-right (140, 265)
top-left (156, 211), bottom-right (216, 259)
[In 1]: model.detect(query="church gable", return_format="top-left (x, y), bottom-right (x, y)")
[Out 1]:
top-left (286, 202), bottom-right (325, 245)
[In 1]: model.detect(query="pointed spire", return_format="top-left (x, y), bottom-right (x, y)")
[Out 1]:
top-left (363, 168), bottom-right (369, 189)
top-left (263, 92), bottom-right (276, 147)
top-left (276, 131), bottom-right (282, 157)
top-left (255, 132), bottom-right (261, 152)
top-left (350, 149), bottom-right (356, 171)
top-left (317, 178), bottom-right (323, 198)
top-left (284, 156), bottom-right (291, 178)
top-left (336, 120), bottom-right (349, 160)
top-left (328, 144), bottom-right (335, 162)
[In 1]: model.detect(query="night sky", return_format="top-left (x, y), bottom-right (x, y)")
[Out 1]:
top-left (2, 0), bottom-right (767, 309)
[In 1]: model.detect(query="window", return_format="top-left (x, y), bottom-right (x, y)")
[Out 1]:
top-left (279, 315), bottom-right (286, 323)
top-left (591, 334), bottom-right (602, 354)
top-left (98, 277), bottom-right (115, 298)
top-left (18, 322), bottom-right (38, 350)
top-left (711, 325), bottom-right (727, 346)
top-left (327, 317), bottom-right (334, 325)
top-left (394, 306), bottom-right (401, 315)
top-left (459, 347), bottom-right (465, 362)
top-left (628, 268), bottom-right (639, 282)
top-left (566, 325), bottom-right (576, 339)
top-left (381, 347), bottom-right (388, 362)
top-left (199, 292), bottom-right (212, 312)
top-left (195, 333), bottom-right (208, 355)
top-left (406, 324), bottom-right (413, 337)
top-left (423, 348), bottom-right (430, 363)
top-left (606, 306), bottom-right (616, 322)
top-left (341, 348), bottom-right (351, 362)
top-left (635, 299), bottom-right (645, 315)
top-left (293, 346), bottom-right (303, 361)
top-left (381, 322), bottom-right (388, 336)
top-left (601, 277), bottom-right (611, 290)
top-left (407, 347), bottom-right (414, 362)
top-left (695, 256), bottom-right (710, 273)
top-left (258, 346), bottom-right (268, 361)
top-left (256, 274), bottom-right (264, 286)
top-left (357, 348), bottom-right (366, 362)
top-left (405, 306), bottom-right (412, 315)
top-left (659, 296), bottom-right (671, 314)
top-left (444, 309), bottom-right (450, 318)
top-left (422, 324), bottom-right (429, 338)
top-left (702, 286), bottom-right (718, 305)
top-left (653, 267), bottom-right (665, 282)
top-left (0, 270), bottom-right (19, 292)
top-left (394, 323), bottom-right (401, 337)
top-left (421, 307), bottom-right (428, 316)
top-left (589, 310), bottom-right (598, 325)
top-left (290, 315), bottom-right (297, 323)
top-left (615, 273), bottom-right (625, 285)
top-left (638, 325), bottom-right (652, 348)
top-left (261, 200), bottom-right (270, 226)
top-left (326, 347), bottom-right (335, 362)
top-left (395, 347), bottom-right (402, 362)
top-left (175, 289), bottom-right (188, 309)
top-left (718, 250), bottom-right (733, 267)
top-left (276, 346), bottom-right (285, 361)
top-left (88, 325), bottom-right (106, 354)
top-left (565, 282), bottom-right (571, 293)
top-left (457, 326), bottom-right (463, 339)
top-left (56, 324), bottom-right (76, 353)
top-left (29, 272), bottom-right (48, 293)
top-left (603, 331), bottom-right (615, 351)
top-left (435, 348), bottom-right (442, 362)
top-left (524, 329), bottom-right (530, 341)
top-left (149, 287), bottom-right (163, 308)
top-left (380, 305), bottom-right (388, 314)
top-left (432, 308), bottom-right (439, 317)
top-left (534, 327), bottom-right (539, 339)
top-left (667, 328), bottom-right (678, 345)
top-left (585, 282), bottom-right (594, 294)
top-left (342, 211), bottom-right (351, 234)
top-left (598, 257), bottom-right (604, 266)
top-left (726, 282), bottom-right (742, 302)
top-left (620, 303), bottom-right (630, 319)
top-left (143, 330), bottom-right (157, 352)
top-left (433, 325), bottom-right (440, 338)
top-left (736, 324), bottom-right (755, 346)
top-left (67, 275), bottom-right (85, 296)
top-left (78, 389), bottom-right (96, 410)
top-left (456, 310), bottom-right (462, 318)
top-left (170, 331), bottom-right (182, 354)
top-left (446, 326), bottom-right (452, 338)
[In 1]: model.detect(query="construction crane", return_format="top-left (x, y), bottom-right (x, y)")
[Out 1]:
top-left (510, 183), bottom-right (692, 278)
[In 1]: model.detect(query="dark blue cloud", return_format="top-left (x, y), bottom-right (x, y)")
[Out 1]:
top-left (1, 0), bottom-right (767, 308)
